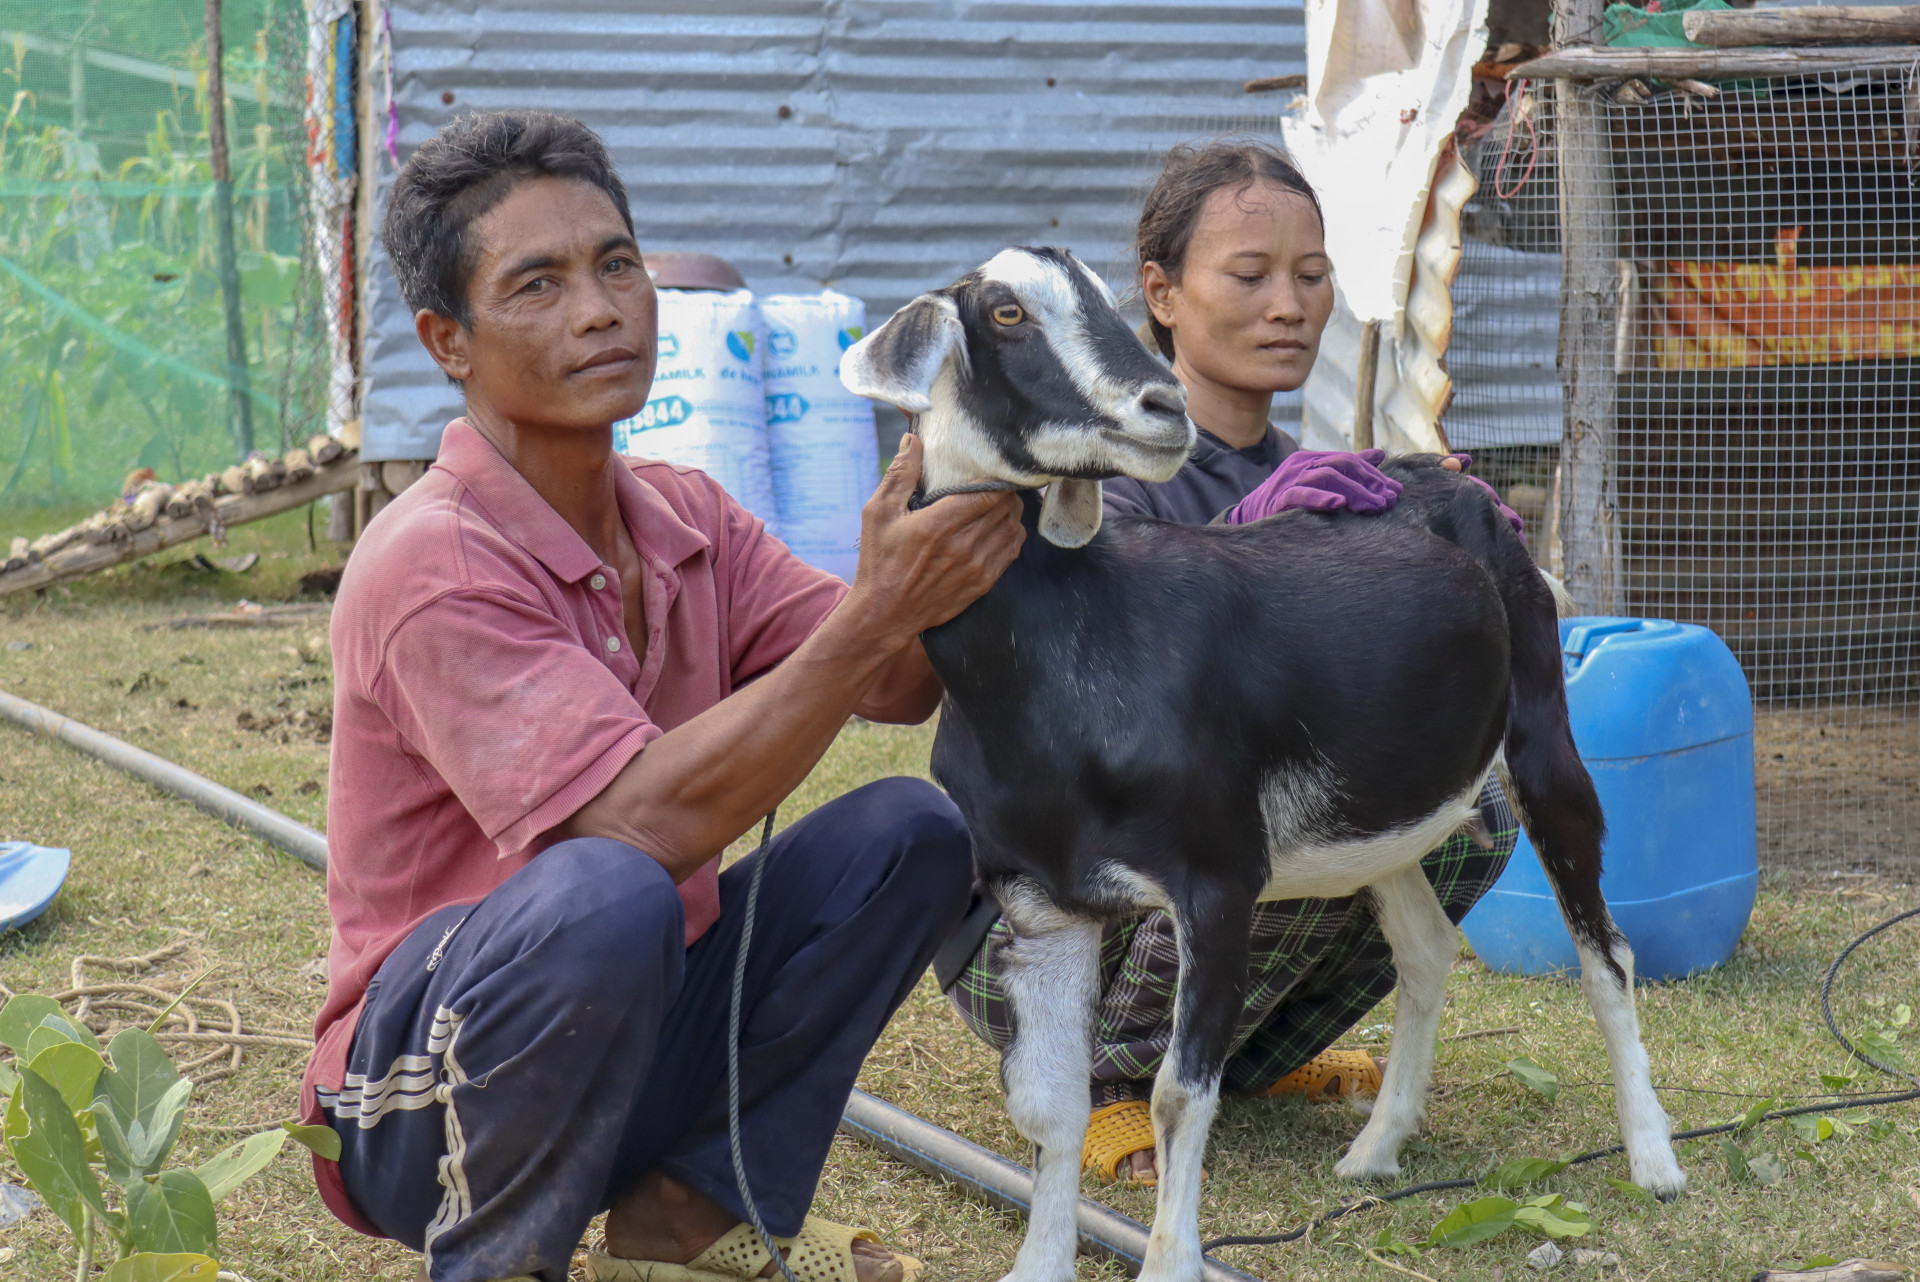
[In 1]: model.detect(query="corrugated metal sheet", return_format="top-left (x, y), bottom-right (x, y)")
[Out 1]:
top-left (1442, 239), bottom-right (1562, 449)
top-left (362, 0), bottom-right (1307, 459)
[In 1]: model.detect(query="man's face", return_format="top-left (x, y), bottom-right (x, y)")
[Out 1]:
top-left (420, 175), bottom-right (657, 433)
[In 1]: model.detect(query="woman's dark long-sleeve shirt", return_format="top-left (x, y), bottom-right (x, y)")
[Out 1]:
top-left (1100, 424), bottom-right (1300, 523)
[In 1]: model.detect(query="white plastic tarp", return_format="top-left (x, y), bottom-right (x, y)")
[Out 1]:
top-left (1282, 0), bottom-right (1490, 327)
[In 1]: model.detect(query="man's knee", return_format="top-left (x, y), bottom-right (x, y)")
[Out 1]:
top-left (508, 837), bottom-right (685, 962)
top-left (841, 776), bottom-right (973, 900)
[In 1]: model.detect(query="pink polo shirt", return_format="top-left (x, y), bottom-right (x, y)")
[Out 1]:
top-left (302, 419), bottom-right (845, 1231)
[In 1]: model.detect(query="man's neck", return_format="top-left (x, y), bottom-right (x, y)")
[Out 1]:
top-left (1172, 356), bottom-right (1274, 451)
top-left (466, 405), bottom-right (625, 563)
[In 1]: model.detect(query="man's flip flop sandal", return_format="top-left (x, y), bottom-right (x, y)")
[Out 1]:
top-left (1265, 1048), bottom-right (1384, 1103)
top-left (587, 1218), bottom-right (925, 1282)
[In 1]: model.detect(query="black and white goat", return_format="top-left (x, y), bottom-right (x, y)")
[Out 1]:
top-left (841, 247), bottom-right (1685, 1282)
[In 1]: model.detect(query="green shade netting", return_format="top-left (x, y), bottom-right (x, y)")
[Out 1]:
top-left (0, 0), bottom-right (327, 505)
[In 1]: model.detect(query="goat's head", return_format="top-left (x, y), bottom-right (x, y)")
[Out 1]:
top-left (841, 247), bottom-right (1194, 547)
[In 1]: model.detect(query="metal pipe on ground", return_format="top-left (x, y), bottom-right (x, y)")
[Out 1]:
top-left (0, 687), bottom-right (328, 871)
top-left (0, 689), bottom-right (1263, 1280)
top-left (840, 1091), bottom-right (1261, 1282)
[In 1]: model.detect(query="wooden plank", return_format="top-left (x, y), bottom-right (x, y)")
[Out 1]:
top-left (0, 458), bottom-right (359, 599)
top-left (1511, 44), bottom-right (1920, 80)
top-left (1684, 7), bottom-right (1920, 48)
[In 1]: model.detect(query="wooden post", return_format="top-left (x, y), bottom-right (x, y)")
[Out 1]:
top-left (1553, 0), bottom-right (1623, 613)
top-left (1353, 320), bottom-right (1381, 451)
top-left (206, 0), bottom-right (254, 462)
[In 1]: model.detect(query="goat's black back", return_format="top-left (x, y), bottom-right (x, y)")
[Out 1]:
top-left (923, 470), bottom-right (1515, 917)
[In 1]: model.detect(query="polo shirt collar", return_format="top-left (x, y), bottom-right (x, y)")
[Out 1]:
top-left (435, 419), bottom-right (711, 582)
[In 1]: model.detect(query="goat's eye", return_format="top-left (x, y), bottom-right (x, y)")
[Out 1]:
top-left (992, 304), bottom-right (1026, 327)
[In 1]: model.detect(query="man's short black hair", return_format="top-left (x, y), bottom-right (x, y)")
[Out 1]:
top-left (382, 111), bottom-right (634, 326)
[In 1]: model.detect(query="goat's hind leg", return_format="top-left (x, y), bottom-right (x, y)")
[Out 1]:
top-left (1335, 863), bottom-right (1457, 1181)
top-left (1551, 880), bottom-right (1686, 1199)
top-left (993, 885), bottom-right (1103, 1282)
top-left (1141, 890), bottom-right (1253, 1282)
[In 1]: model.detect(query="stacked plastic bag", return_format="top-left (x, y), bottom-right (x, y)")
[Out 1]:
top-left (760, 292), bottom-right (879, 583)
top-left (615, 289), bottom-right (779, 524)
top-left (615, 288), bottom-right (878, 582)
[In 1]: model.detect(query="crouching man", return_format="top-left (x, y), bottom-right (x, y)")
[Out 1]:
top-left (300, 111), bottom-right (1024, 1282)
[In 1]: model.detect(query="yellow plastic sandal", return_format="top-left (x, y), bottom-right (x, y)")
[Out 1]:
top-left (1082, 1098), bottom-right (1159, 1186)
top-left (1266, 1048), bottom-right (1384, 1103)
top-left (586, 1218), bottom-right (923, 1282)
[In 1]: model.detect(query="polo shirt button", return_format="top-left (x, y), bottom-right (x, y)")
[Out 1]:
top-left (606, 636), bottom-right (621, 653)
top-left (590, 573), bottom-right (607, 591)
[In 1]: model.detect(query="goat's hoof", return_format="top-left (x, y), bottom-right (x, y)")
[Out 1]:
top-left (1333, 1150), bottom-right (1402, 1182)
top-left (1632, 1159), bottom-right (1687, 1202)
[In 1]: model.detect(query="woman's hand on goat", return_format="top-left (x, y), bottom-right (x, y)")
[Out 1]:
top-left (846, 434), bottom-right (1027, 648)
top-left (1228, 448), bottom-right (1403, 524)
top-left (1445, 454), bottom-right (1526, 534)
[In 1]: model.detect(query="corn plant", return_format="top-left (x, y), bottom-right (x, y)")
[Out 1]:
top-left (0, 993), bottom-right (338, 1281)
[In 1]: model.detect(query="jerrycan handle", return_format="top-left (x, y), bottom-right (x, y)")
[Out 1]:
top-left (1562, 618), bottom-right (1645, 677)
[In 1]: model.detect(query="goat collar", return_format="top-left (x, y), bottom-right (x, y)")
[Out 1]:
top-left (910, 476), bottom-right (1103, 549)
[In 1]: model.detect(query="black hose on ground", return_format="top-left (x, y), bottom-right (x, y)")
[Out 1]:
top-left (1202, 905), bottom-right (1920, 1255)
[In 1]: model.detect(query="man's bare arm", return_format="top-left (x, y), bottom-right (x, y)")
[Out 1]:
top-left (851, 638), bottom-right (942, 725)
top-left (558, 436), bottom-right (1019, 879)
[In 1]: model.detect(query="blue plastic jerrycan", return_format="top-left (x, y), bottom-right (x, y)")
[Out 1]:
top-left (1460, 616), bottom-right (1758, 981)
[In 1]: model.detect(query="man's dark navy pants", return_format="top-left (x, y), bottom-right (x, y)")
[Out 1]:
top-left (321, 777), bottom-right (972, 1282)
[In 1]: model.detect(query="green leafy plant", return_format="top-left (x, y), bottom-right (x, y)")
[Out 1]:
top-left (1504, 1055), bottom-right (1558, 1101)
top-left (1855, 1002), bottom-right (1911, 1071)
top-left (0, 992), bottom-right (336, 1279)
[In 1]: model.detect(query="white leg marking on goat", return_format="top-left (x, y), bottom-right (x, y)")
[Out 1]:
top-left (1335, 863), bottom-right (1458, 1181)
top-left (1139, 923), bottom-right (1218, 1282)
top-left (1575, 937), bottom-right (1687, 1199)
top-left (995, 888), bottom-right (1102, 1282)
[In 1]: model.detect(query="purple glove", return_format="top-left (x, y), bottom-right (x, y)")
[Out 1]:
top-left (1446, 453), bottom-right (1526, 534)
top-left (1227, 448), bottom-right (1403, 524)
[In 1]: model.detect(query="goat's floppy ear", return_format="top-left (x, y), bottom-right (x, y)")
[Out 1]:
top-left (840, 294), bottom-right (965, 413)
top-left (1039, 478), bottom-right (1102, 548)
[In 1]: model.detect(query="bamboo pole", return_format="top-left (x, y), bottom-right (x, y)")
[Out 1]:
top-left (1511, 44), bottom-right (1920, 79)
top-left (1553, 0), bottom-right (1623, 614)
top-left (206, 0), bottom-right (254, 461)
top-left (0, 456), bottom-right (359, 599)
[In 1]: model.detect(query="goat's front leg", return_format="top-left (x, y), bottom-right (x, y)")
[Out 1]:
top-left (1335, 863), bottom-right (1456, 1181)
top-left (994, 888), bottom-right (1102, 1282)
top-left (1141, 891), bottom-right (1252, 1282)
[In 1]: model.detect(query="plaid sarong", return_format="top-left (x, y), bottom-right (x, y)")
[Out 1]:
top-left (948, 778), bottom-right (1518, 1101)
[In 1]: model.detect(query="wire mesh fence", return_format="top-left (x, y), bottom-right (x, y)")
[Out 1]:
top-left (0, 0), bottom-right (329, 508)
top-left (1607, 67), bottom-right (1920, 875)
top-left (1450, 67), bottom-right (1920, 874)
top-left (1452, 85), bottom-right (1564, 562)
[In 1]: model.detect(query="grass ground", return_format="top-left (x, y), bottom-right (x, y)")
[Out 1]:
top-left (1, 503), bottom-right (1917, 1280)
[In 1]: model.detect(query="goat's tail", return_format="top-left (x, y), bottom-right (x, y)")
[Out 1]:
top-left (1490, 537), bottom-right (1628, 977)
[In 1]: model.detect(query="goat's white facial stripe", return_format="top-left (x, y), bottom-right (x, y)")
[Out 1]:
top-left (979, 250), bottom-right (1143, 428)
